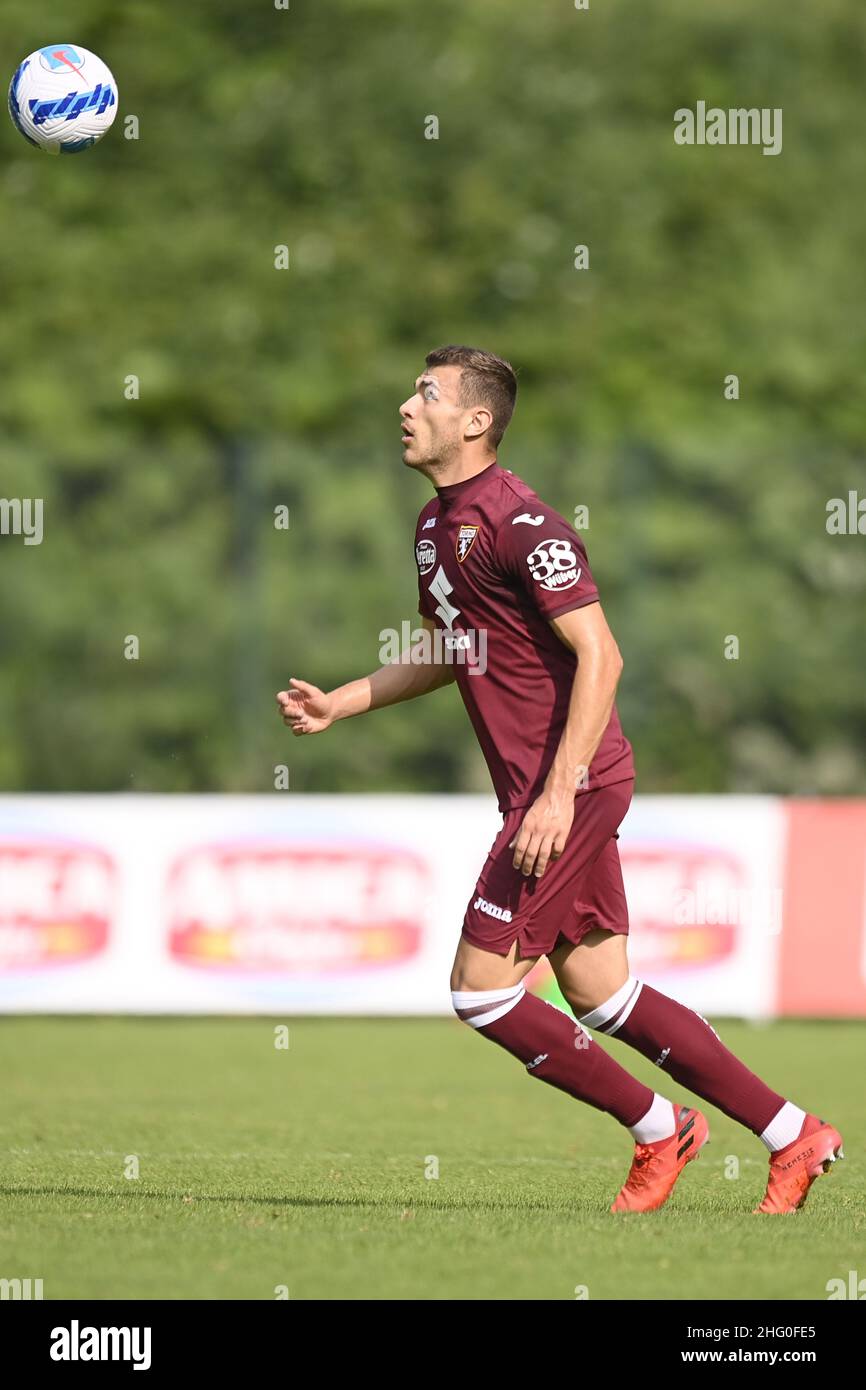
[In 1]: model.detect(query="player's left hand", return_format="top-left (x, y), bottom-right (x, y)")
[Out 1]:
top-left (509, 789), bottom-right (574, 878)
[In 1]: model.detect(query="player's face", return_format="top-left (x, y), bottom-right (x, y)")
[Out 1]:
top-left (399, 366), bottom-right (465, 469)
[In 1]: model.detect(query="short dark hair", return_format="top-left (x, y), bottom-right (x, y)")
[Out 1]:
top-left (425, 344), bottom-right (517, 449)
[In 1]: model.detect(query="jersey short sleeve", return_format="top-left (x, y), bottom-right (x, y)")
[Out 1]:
top-left (496, 504), bottom-right (600, 620)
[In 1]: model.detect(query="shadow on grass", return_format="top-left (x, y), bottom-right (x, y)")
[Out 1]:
top-left (1, 1182), bottom-right (626, 1216)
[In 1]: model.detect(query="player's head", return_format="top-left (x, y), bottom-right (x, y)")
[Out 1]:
top-left (399, 345), bottom-right (517, 476)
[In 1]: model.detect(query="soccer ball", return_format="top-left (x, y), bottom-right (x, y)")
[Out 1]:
top-left (8, 43), bottom-right (118, 154)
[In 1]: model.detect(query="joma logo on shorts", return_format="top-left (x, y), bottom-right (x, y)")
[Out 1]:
top-left (473, 896), bottom-right (512, 923)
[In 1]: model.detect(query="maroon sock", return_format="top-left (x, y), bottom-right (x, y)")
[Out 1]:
top-left (460, 989), bottom-right (655, 1128)
top-left (589, 981), bottom-right (785, 1134)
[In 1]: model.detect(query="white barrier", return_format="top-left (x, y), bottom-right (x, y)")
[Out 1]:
top-left (0, 794), bottom-right (788, 1016)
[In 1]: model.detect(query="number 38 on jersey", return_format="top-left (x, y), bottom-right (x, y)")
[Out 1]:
top-left (525, 538), bottom-right (582, 592)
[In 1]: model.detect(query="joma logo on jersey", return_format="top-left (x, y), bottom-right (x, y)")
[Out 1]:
top-left (473, 896), bottom-right (512, 923)
top-left (30, 84), bottom-right (115, 124)
top-left (456, 525), bottom-right (479, 562)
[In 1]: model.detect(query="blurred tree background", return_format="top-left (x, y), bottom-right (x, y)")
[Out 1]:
top-left (0, 0), bottom-right (863, 795)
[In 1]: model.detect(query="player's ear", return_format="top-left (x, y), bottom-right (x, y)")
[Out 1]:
top-left (466, 407), bottom-right (493, 440)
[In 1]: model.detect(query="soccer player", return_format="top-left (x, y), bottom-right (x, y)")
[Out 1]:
top-left (277, 345), bottom-right (843, 1214)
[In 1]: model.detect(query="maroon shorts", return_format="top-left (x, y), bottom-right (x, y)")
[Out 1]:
top-left (462, 778), bottom-right (634, 958)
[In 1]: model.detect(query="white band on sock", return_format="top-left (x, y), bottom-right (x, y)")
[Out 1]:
top-left (759, 1101), bottom-right (806, 1152)
top-left (452, 984), bottom-right (525, 1029)
top-left (579, 976), bottom-right (643, 1035)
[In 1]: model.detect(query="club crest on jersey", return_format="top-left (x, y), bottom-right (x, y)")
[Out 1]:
top-left (456, 525), bottom-right (479, 563)
top-left (416, 538), bottom-right (436, 575)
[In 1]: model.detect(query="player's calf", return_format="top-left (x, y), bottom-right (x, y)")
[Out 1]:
top-left (452, 984), bottom-right (671, 1138)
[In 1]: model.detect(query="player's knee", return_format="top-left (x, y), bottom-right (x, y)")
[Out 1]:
top-left (560, 972), bottom-right (629, 1018)
top-left (556, 954), bottom-right (630, 1016)
top-left (559, 981), bottom-right (596, 1015)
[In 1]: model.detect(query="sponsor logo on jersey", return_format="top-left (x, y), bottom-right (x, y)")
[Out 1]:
top-left (415, 538), bottom-right (436, 574)
top-left (526, 538), bottom-right (581, 591)
top-left (422, 516), bottom-right (436, 530)
top-left (512, 512), bottom-right (544, 526)
top-left (456, 524), bottom-right (479, 562)
top-left (472, 895), bottom-right (512, 923)
top-left (429, 564), bottom-right (460, 629)
top-left (526, 1053), bottom-right (549, 1070)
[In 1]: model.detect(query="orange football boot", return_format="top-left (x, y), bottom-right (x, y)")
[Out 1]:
top-left (753, 1113), bottom-right (844, 1214)
top-left (611, 1102), bottom-right (709, 1213)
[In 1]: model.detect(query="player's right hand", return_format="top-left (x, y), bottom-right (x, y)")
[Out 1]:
top-left (276, 678), bottom-right (334, 735)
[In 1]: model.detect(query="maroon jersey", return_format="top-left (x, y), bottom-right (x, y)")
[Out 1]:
top-left (415, 461), bottom-right (633, 812)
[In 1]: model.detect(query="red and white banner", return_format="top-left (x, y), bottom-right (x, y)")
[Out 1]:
top-left (0, 795), bottom-right (862, 1016)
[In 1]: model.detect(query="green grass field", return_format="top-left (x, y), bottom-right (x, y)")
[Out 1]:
top-left (1, 1016), bottom-right (862, 1300)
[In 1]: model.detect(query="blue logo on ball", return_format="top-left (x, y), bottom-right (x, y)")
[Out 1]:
top-left (29, 84), bottom-right (115, 124)
top-left (38, 44), bottom-right (83, 70)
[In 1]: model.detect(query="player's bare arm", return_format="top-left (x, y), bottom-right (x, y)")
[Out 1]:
top-left (276, 617), bottom-right (455, 735)
top-left (510, 602), bottom-right (624, 879)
